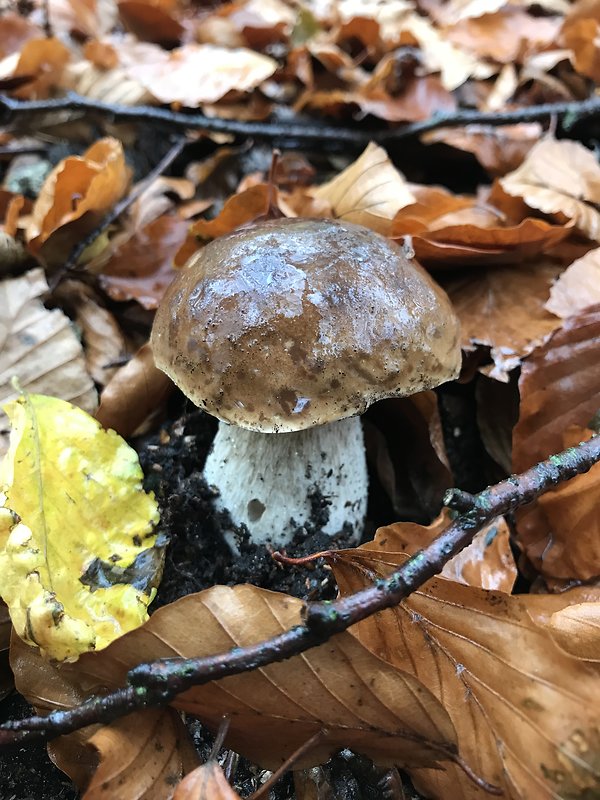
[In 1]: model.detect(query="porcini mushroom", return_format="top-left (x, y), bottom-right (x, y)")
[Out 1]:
top-left (151, 218), bottom-right (461, 548)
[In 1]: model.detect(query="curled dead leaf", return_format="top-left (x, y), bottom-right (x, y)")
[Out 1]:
top-left (444, 261), bottom-right (562, 380)
top-left (25, 137), bottom-right (131, 269)
top-left (500, 136), bottom-right (600, 242)
top-left (313, 143), bottom-right (414, 235)
top-left (95, 342), bottom-right (173, 438)
top-left (545, 247), bottom-right (600, 318)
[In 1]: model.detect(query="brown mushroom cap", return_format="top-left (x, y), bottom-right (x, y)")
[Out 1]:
top-left (151, 218), bottom-right (461, 433)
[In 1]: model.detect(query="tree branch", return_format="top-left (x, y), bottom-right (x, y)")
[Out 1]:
top-left (0, 434), bottom-right (598, 748)
top-left (2, 92), bottom-right (600, 147)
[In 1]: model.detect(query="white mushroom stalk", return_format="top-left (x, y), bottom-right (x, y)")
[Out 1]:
top-left (203, 416), bottom-right (368, 548)
top-left (151, 218), bottom-right (462, 551)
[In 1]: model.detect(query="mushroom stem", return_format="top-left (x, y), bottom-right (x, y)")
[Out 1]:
top-left (203, 416), bottom-right (368, 549)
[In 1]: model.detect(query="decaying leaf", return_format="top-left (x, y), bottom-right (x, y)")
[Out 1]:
top-left (0, 394), bottom-right (162, 660)
top-left (0, 36), bottom-right (70, 98)
top-left (368, 511), bottom-right (517, 593)
top-left (122, 43), bottom-right (277, 106)
top-left (16, 585), bottom-right (460, 772)
top-left (444, 261), bottom-right (562, 380)
top-left (327, 547), bottom-right (600, 799)
top-left (545, 247), bottom-right (600, 318)
top-left (0, 268), bottom-right (97, 456)
top-left (173, 761), bottom-right (242, 800)
top-left (500, 136), bottom-right (600, 241)
top-left (95, 342), bottom-right (173, 438)
top-left (546, 602), bottom-right (600, 661)
top-left (25, 137), bottom-right (131, 269)
top-left (83, 708), bottom-right (199, 799)
top-left (313, 143), bottom-right (414, 235)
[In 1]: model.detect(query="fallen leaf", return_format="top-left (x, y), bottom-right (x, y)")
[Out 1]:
top-left (173, 761), bottom-right (241, 800)
top-left (475, 373), bottom-right (520, 474)
top-left (364, 393), bottom-right (453, 520)
top-left (368, 511), bottom-right (517, 592)
top-left (83, 708), bottom-right (199, 799)
top-left (545, 247), bottom-right (600, 318)
top-left (0, 13), bottom-right (43, 59)
top-left (444, 261), bottom-right (562, 380)
top-left (62, 58), bottom-right (153, 105)
top-left (422, 123), bottom-right (542, 177)
top-left (513, 305), bottom-right (600, 472)
top-left (16, 585), bottom-right (460, 772)
top-left (0, 394), bottom-right (162, 660)
top-left (123, 43), bottom-right (277, 107)
top-left (100, 214), bottom-right (189, 308)
top-left (328, 547), bottom-right (600, 799)
top-left (95, 342), bottom-right (173, 438)
top-left (176, 184), bottom-right (273, 259)
top-left (547, 602), bottom-right (600, 661)
top-left (118, 0), bottom-right (185, 47)
top-left (562, 14), bottom-right (600, 82)
top-left (0, 268), bottom-right (97, 456)
top-left (25, 137), bottom-right (131, 269)
top-left (500, 136), bottom-right (600, 242)
top-left (0, 600), bottom-right (11, 701)
top-left (55, 280), bottom-right (127, 387)
top-left (446, 8), bottom-right (561, 64)
top-left (313, 142), bottom-right (414, 235)
top-left (0, 37), bottom-right (70, 99)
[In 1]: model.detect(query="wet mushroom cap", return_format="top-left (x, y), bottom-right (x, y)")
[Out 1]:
top-left (151, 218), bottom-right (461, 433)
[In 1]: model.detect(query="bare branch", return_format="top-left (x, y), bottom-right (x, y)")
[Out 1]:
top-left (0, 434), bottom-right (598, 749)
top-left (2, 92), bottom-right (600, 148)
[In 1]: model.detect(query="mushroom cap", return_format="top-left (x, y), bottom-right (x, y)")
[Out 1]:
top-left (151, 218), bottom-right (461, 433)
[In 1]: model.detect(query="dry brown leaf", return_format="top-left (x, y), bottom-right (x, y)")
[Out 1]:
top-left (0, 13), bottom-right (43, 59)
top-left (445, 261), bottom-right (562, 380)
top-left (313, 143), bottom-right (414, 235)
top-left (547, 603), bottom-right (600, 661)
top-left (25, 137), bottom-right (131, 269)
top-left (99, 214), bottom-right (189, 309)
top-left (364, 393), bottom-right (453, 520)
top-left (0, 37), bottom-right (70, 99)
top-left (0, 268), bottom-right (97, 456)
top-left (173, 761), bottom-right (242, 800)
top-left (368, 511), bottom-right (517, 592)
top-left (118, 0), bottom-right (185, 46)
top-left (328, 547), bottom-right (600, 799)
top-left (55, 280), bottom-right (127, 388)
top-left (562, 13), bottom-right (600, 82)
top-left (475, 373), bottom-right (520, 474)
top-left (423, 123), bottom-right (541, 177)
top-left (33, 0), bottom-right (118, 39)
top-left (513, 305), bottom-right (600, 472)
top-left (500, 136), bottom-right (600, 242)
top-left (545, 247), bottom-right (600, 318)
top-left (122, 43), bottom-right (277, 106)
top-left (446, 8), bottom-right (561, 63)
top-left (95, 342), bottom-right (173, 438)
top-left (15, 585), bottom-right (460, 773)
top-left (511, 307), bottom-right (600, 581)
top-left (82, 708), bottom-right (199, 799)
top-left (62, 59), bottom-right (153, 106)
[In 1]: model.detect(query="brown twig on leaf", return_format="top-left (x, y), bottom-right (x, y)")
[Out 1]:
top-left (1, 92), bottom-right (600, 148)
top-left (0, 434), bottom-right (598, 750)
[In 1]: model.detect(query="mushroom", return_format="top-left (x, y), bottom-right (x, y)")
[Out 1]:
top-left (151, 218), bottom-right (461, 548)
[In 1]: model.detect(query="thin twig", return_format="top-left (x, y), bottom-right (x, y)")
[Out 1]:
top-left (2, 92), bottom-right (600, 147)
top-left (0, 435), bottom-right (598, 750)
top-left (443, 488), bottom-right (477, 513)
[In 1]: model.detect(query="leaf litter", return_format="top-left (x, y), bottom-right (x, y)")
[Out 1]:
top-left (2, 0), bottom-right (600, 797)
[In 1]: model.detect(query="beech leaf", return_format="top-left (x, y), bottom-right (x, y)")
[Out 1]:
top-left (545, 247), bottom-right (600, 318)
top-left (327, 547), bottom-right (600, 799)
top-left (0, 394), bottom-right (162, 660)
top-left (313, 143), bottom-right (414, 235)
top-left (15, 585), bottom-right (460, 772)
top-left (173, 761), bottom-right (242, 800)
top-left (0, 268), bottom-right (97, 456)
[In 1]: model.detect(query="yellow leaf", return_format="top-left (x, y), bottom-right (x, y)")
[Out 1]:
top-left (0, 394), bottom-right (161, 661)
